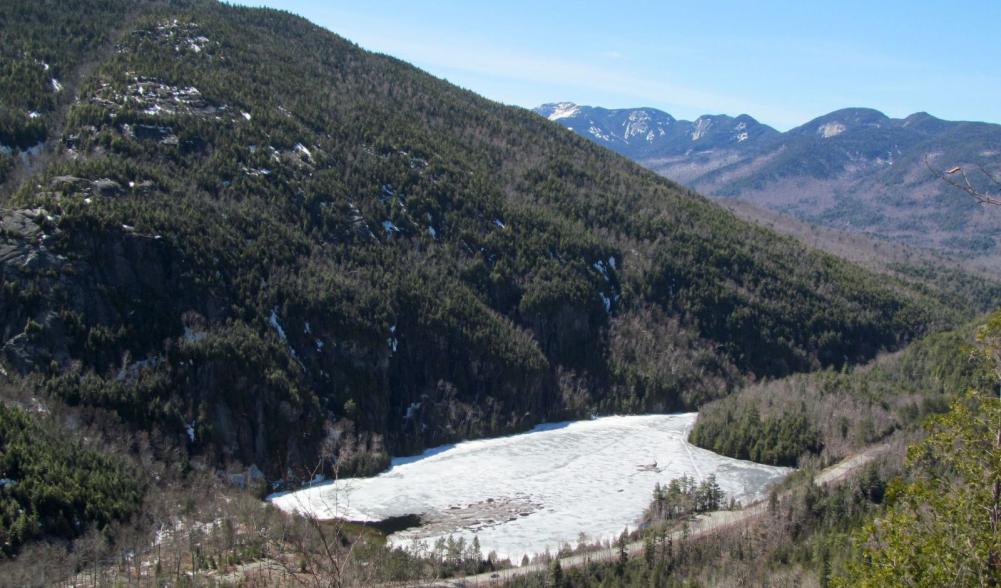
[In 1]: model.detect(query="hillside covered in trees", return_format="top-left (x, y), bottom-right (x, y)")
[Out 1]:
top-left (0, 0), bottom-right (998, 568)
top-left (690, 320), bottom-right (992, 467)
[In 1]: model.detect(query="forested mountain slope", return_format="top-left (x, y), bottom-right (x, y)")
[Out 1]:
top-left (0, 0), bottom-right (980, 527)
top-left (691, 320), bottom-right (991, 467)
top-left (723, 199), bottom-right (1001, 313)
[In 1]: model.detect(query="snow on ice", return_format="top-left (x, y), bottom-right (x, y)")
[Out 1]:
top-left (270, 413), bottom-right (790, 563)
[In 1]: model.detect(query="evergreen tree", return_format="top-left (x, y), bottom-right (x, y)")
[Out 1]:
top-left (615, 530), bottom-right (629, 576)
top-left (547, 559), bottom-right (564, 588)
top-left (840, 310), bottom-right (1001, 586)
top-left (643, 534), bottom-right (655, 568)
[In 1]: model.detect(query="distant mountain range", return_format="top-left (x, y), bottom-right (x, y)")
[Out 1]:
top-left (535, 102), bottom-right (1001, 258)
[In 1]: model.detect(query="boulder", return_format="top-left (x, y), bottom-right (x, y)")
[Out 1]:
top-left (93, 178), bottom-right (123, 195)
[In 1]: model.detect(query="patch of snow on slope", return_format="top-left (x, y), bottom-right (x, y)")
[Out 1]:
top-left (818, 122), bottom-right (846, 138)
top-left (183, 326), bottom-right (207, 343)
top-left (270, 414), bottom-right (790, 562)
top-left (623, 110), bottom-right (651, 140)
top-left (593, 260), bottom-right (610, 281)
top-left (188, 35), bottom-right (209, 53)
top-left (588, 126), bottom-right (612, 141)
top-left (547, 102), bottom-right (580, 121)
top-left (387, 324), bottom-right (398, 352)
top-left (691, 117), bottom-right (712, 141)
top-left (269, 307), bottom-right (287, 341)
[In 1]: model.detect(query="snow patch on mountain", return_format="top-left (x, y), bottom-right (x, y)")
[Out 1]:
top-left (547, 102), bottom-right (581, 121)
top-left (588, 126), bottom-right (612, 141)
top-left (691, 117), bottom-right (712, 141)
top-left (818, 122), bottom-right (846, 138)
top-left (269, 308), bottom-right (287, 342)
top-left (623, 110), bottom-right (651, 140)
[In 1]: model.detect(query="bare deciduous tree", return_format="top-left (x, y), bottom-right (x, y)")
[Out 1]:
top-left (927, 156), bottom-right (1001, 206)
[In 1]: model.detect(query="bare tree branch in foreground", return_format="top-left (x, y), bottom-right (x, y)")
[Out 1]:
top-left (927, 156), bottom-right (1001, 206)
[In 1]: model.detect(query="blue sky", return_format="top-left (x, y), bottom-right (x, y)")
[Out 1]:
top-left (238, 1), bottom-right (1001, 131)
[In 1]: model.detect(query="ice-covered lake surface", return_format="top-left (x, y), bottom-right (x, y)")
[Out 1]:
top-left (269, 413), bottom-right (791, 562)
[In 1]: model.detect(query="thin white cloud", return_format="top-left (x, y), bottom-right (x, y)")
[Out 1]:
top-left (345, 30), bottom-right (810, 128)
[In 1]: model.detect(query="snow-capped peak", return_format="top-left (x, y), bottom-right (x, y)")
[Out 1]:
top-left (547, 102), bottom-right (581, 121)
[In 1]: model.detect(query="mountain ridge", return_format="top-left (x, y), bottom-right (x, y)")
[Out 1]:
top-left (535, 101), bottom-right (779, 158)
top-left (535, 102), bottom-right (1001, 259)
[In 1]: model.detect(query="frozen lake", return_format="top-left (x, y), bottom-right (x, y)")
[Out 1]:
top-left (269, 413), bottom-right (790, 561)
